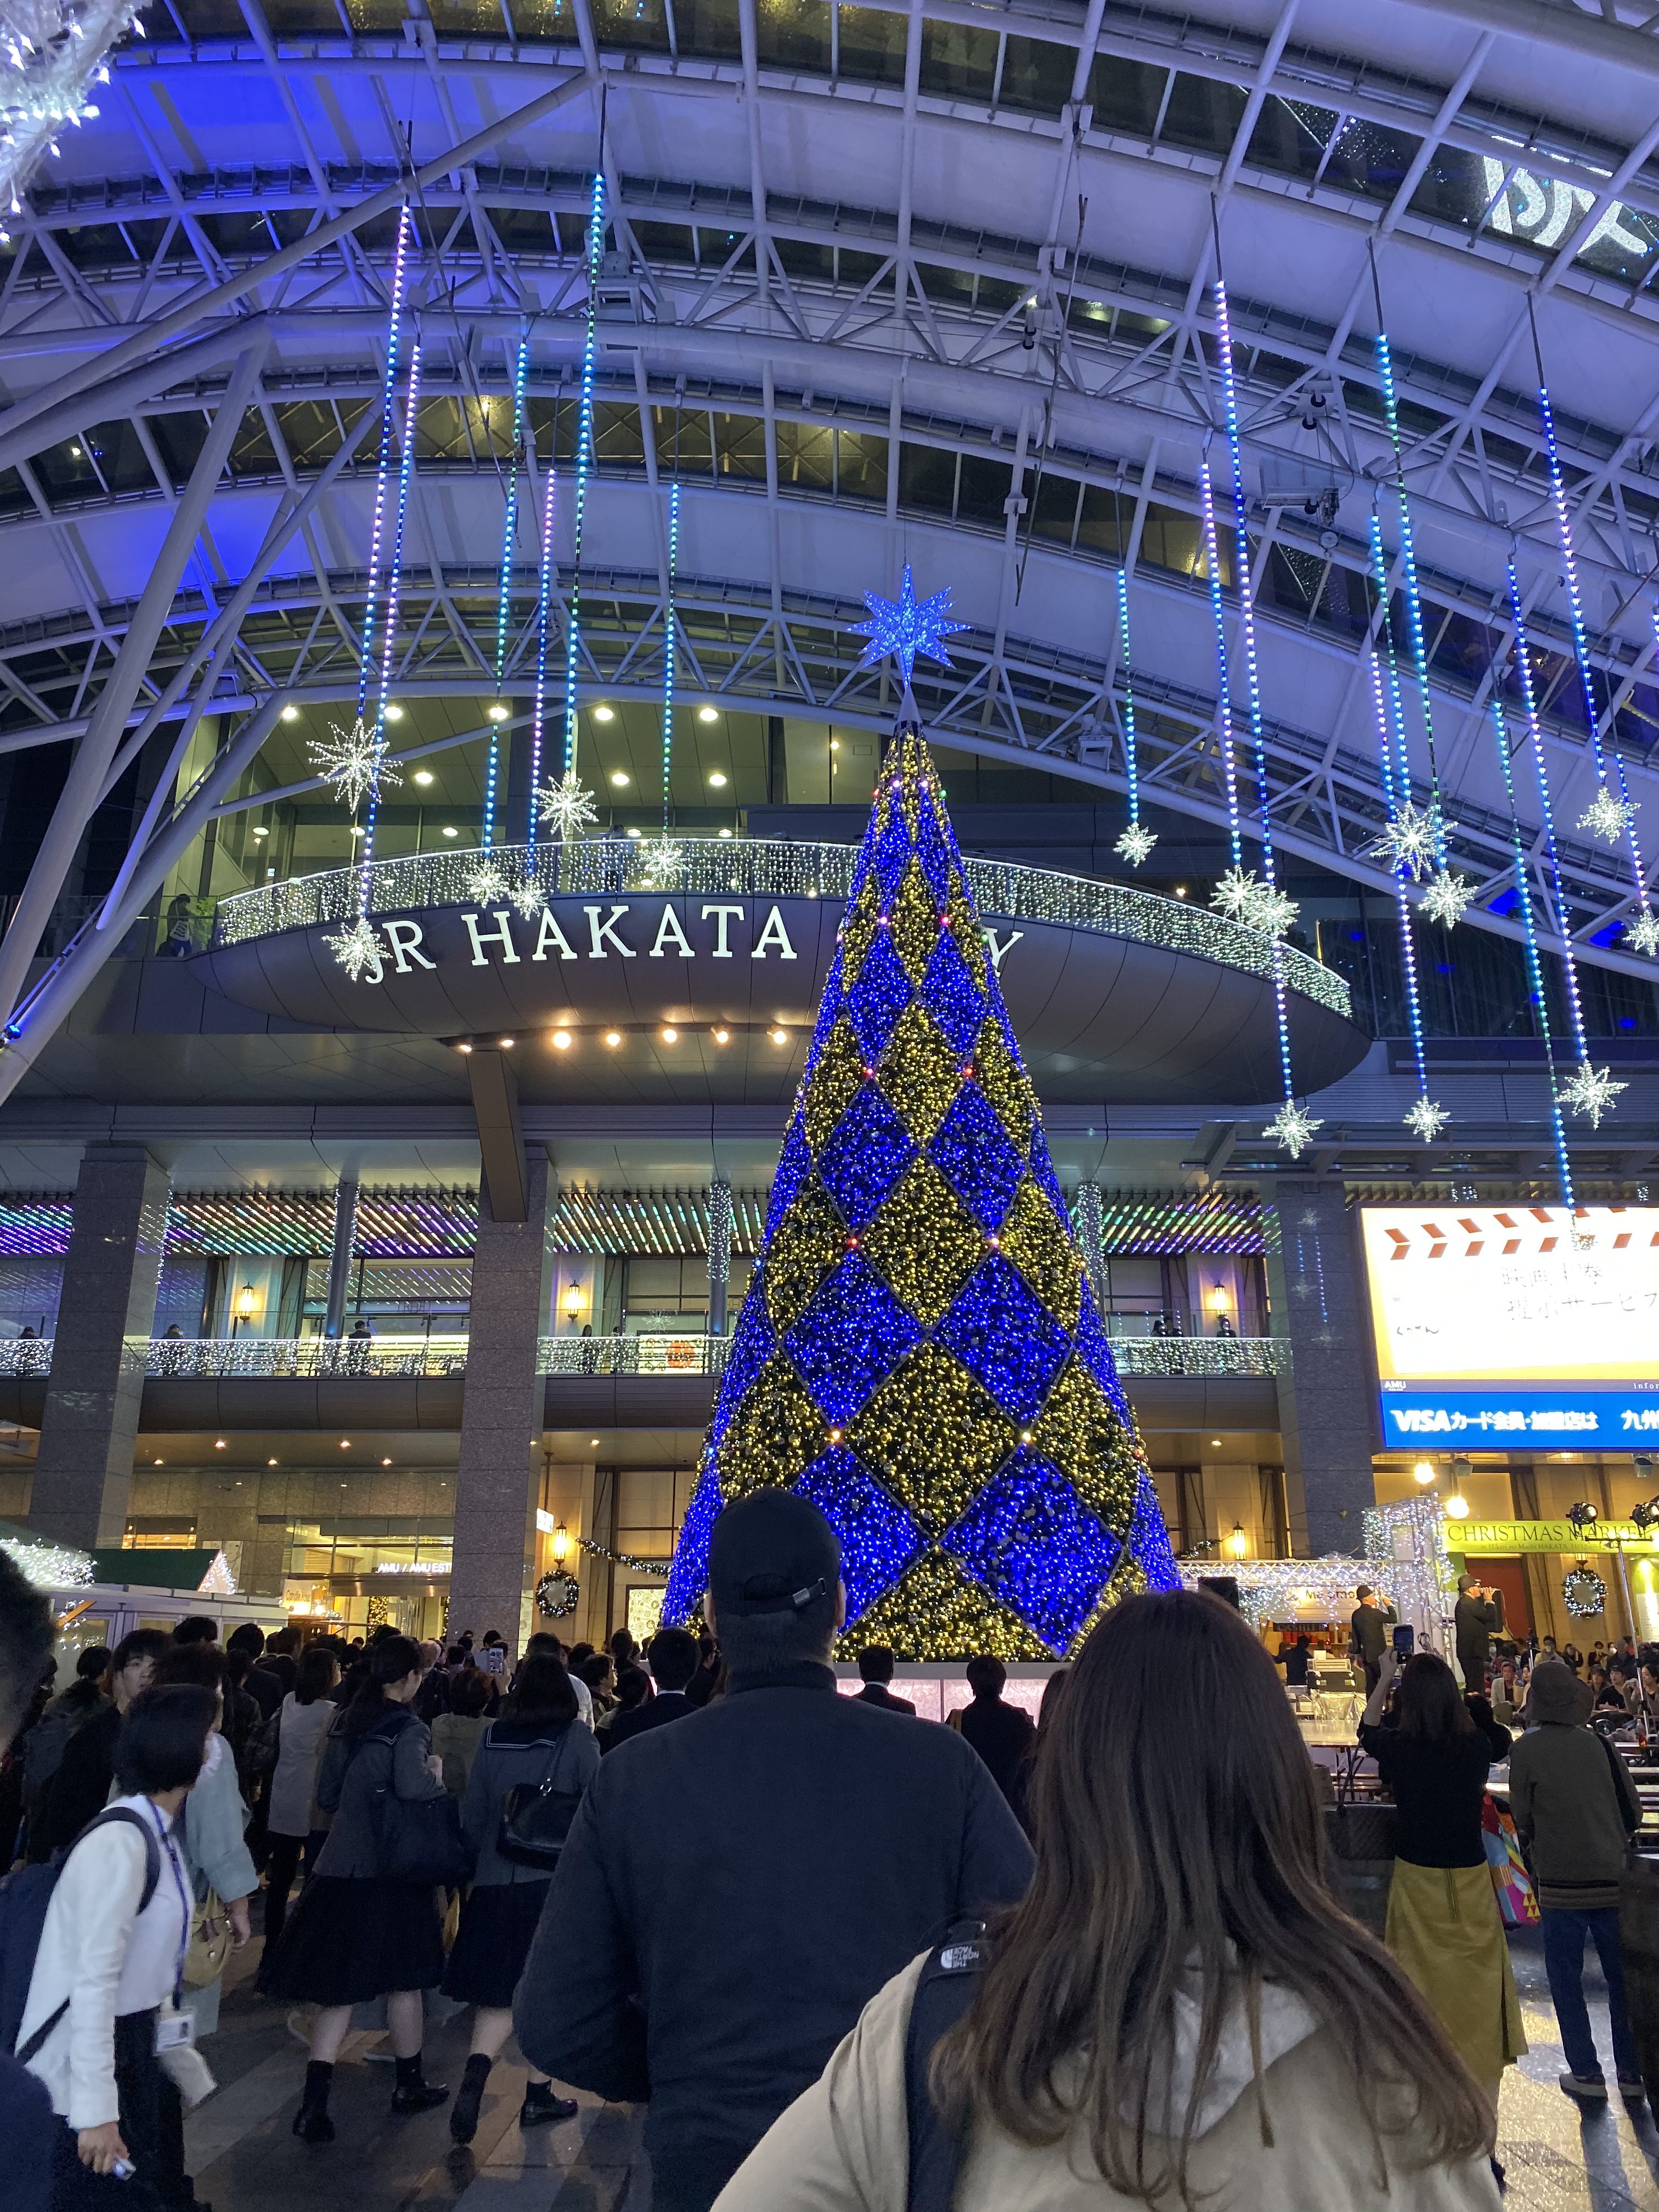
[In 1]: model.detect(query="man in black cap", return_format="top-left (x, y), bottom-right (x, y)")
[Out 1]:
top-left (515, 1489), bottom-right (1033, 2212)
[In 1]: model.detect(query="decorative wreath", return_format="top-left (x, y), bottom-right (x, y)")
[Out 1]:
top-left (1562, 1564), bottom-right (1607, 1620)
top-left (534, 1570), bottom-right (580, 1619)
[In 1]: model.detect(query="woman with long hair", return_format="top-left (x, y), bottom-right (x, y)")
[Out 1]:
top-left (713, 1592), bottom-right (1499, 2211)
top-left (1360, 1647), bottom-right (1521, 2129)
top-left (442, 1652), bottom-right (599, 2143)
top-left (263, 1633), bottom-right (452, 2142)
top-left (257, 1641), bottom-right (340, 1958)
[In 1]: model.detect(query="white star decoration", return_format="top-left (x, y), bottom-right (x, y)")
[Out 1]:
top-left (1265, 1101), bottom-right (1324, 1158)
top-left (1366, 799), bottom-right (1450, 882)
top-left (1559, 1061), bottom-right (1628, 1128)
top-left (1211, 866), bottom-right (1265, 923)
top-left (637, 835), bottom-right (686, 887)
top-left (1114, 822), bottom-right (1157, 866)
top-left (309, 719), bottom-right (402, 813)
top-left (1248, 883), bottom-right (1300, 938)
top-left (535, 772), bottom-right (600, 842)
top-left (1625, 909), bottom-right (1659, 957)
top-left (324, 916), bottom-right (385, 984)
top-left (1578, 785), bottom-right (1638, 844)
top-left (1420, 867), bottom-right (1474, 928)
top-left (466, 864), bottom-right (510, 906)
top-left (1404, 1097), bottom-right (1451, 1142)
top-left (510, 878), bottom-right (548, 919)
top-left (849, 563), bottom-right (970, 682)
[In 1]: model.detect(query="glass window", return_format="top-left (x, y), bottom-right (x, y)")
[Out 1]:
top-left (1324, 118), bottom-right (1422, 206)
top-left (955, 453), bottom-right (1011, 525)
top-left (918, 21), bottom-right (996, 102)
top-left (756, 0), bottom-right (832, 69)
top-left (1159, 74), bottom-right (1248, 156)
top-left (591, 0), bottom-right (673, 48)
top-left (713, 412), bottom-right (767, 479)
top-left (1244, 95), bottom-right (1338, 182)
top-left (898, 442), bottom-right (955, 514)
top-left (998, 35), bottom-right (1074, 116)
top-left (836, 3), bottom-right (905, 84)
top-left (1087, 53), bottom-right (1166, 137)
top-left (836, 428), bottom-right (888, 502)
top-left (777, 420), bottom-right (834, 488)
top-left (674, 0), bottom-right (742, 57)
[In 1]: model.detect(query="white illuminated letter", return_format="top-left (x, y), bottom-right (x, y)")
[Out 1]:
top-left (381, 918), bottom-right (436, 973)
top-left (752, 906), bottom-right (797, 961)
top-left (532, 910), bottom-right (578, 962)
top-left (584, 904), bottom-right (636, 958)
top-left (464, 910), bottom-right (520, 966)
top-left (651, 905), bottom-right (696, 960)
top-left (701, 903), bottom-right (745, 956)
top-left (981, 927), bottom-right (1024, 974)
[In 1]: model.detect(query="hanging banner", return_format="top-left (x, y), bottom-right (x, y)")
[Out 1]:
top-left (1451, 1520), bottom-right (1659, 1555)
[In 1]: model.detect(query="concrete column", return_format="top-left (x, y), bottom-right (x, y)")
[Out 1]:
top-left (31, 1145), bottom-right (170, 1551)
top-left (1262, 1176), bottom-right (1379, 1559)
top-left (448, 1147), bottom-right (552, 1656)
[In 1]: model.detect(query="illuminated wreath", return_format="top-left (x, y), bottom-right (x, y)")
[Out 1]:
top-left (1562, 1564), bottom-right (1607, 1620)
top-left (534, 1570), bottom-right (580, 1619)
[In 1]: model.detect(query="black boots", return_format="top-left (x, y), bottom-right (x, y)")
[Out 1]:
top-left (518, 2078), bottom-right (579, 2128)
top-left (390, 2051), bottom-right (449, 2116)
top-left (450, 2053), bottom-right (492, 2144)
top-left (292, 2061), bottom-right (335, 2144)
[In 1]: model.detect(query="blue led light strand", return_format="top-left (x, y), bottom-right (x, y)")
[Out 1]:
top-left (1116, 567), bottom-right (1144, 832)
top-left (662, 479), bottom-right (680, 828)
top-left (1506, 558), bottom-right (1590, 1072)
top-left (354, 205), bottom-right (414, 725)
top-left (1194, 447), bottom-right (1244, 872)
top-left (560, 172), bottom-right (606, 789)
top-left (1493, 697), bottom-right (1573, 1207)
top-left (487, 333), bottom-right (531, 853)
top-left (357, 337), bottom-right (421, 917)
top-left (1374, 330), bottom-right (1447, 861)
top-left (1364, 556), bottom-right (1434, 1127)
top-left (527, 439), bottom-right (558, 859)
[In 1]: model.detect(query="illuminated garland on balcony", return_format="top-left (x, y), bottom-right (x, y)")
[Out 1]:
top-left (561, 172), bottom-right (606, 787)
top-left (1492, 696), bottom-right (1574, 1207)
top-left (486, 333), bottom-right (531, 851)
top-left (1368, 511), bottom-right (1446, 1145)
top-left (1112, 569), bottom-right (1154, 866)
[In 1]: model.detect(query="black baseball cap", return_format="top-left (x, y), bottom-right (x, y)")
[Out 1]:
top-left (708, 1491), bottom-right (841, 1618)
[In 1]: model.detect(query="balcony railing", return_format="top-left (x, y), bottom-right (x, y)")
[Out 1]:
top-left (4, 1332), bottom-right (1289, 1383)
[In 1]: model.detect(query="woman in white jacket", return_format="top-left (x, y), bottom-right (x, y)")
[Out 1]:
top-left (19, 1684), bottom-right (218, 2210)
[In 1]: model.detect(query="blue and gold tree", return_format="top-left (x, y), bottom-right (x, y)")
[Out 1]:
top-left (664, 704), bottom-right (1180, 1658)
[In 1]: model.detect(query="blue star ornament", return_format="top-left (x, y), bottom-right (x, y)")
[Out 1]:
top-left (850, 565), bottom-right (970, 682)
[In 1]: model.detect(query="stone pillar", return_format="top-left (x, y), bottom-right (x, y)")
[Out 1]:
top-left (448, 1147), bottom-right (552, 1656)
top-left (1262, 1176), bottom-right (1379, 1559)
top-left (31, 1145), bottom-right (170, 1551)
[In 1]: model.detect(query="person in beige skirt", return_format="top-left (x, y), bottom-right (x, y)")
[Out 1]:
top-left (714, 1591), bottom-right (1502, 2212)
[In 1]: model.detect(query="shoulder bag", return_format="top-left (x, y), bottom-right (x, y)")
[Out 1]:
top-left (370, 1713), bottom-right (466, 1887)
top-left (498, 1728), bottom-right (582, 1870)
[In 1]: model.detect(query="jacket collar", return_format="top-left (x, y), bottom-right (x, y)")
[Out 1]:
top-left (726, 1660), bottom-right (837, 1697)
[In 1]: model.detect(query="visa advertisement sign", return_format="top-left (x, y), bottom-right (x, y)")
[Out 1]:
top-left (1362, 1204), bottom-right (1659, 1447)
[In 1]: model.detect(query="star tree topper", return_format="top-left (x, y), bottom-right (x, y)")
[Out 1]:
top-left (850, 563), bottom-right (969, 681)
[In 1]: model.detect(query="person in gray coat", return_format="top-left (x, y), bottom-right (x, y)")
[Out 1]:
top-left (442, 1652), bottom-right (600, 2143)
top-left (262, 1634), bottom-right (452, 2142)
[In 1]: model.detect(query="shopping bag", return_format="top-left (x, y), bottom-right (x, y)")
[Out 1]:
top-left (1482, 1793), bottom-right (1540, 1927)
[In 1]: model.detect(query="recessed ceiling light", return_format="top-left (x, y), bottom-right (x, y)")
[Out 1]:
top-left (708, 771), bottom-right (727, 788)
top-left (382, 1457), bottom-right (392, 1466)
top-left (154, 1457), bottom-right (163, 1465)
top-left (712, 1027), bottom-right (729, 1043)
top-left (594, 706), bottom-right (615, 723)
top-left (499, 1036), bottom-right (515, 1048)
top-left (456, 1041), bottom-right (473, 1054)
top-left (442, 825), bottom-right (458, 837)
top-left (719, 826), bottom-right (733, 838)
top-left (1175, 885), bottom-right (1188, 898)
top-left (830, 738), bottom-right (839, 751)
top-left (604, 1030), bottom-right (622, 1046)
top-left (770, 1027), bottom-right (787, 1044)
top-left (487, 703), bottom-right (509, 723)
top-left (662, 1025), bottom-right (678, 1043)
top-left (552, 1030), bottom-right (572, 1049)
top-left (590, 1438), bottom-right (600, 1448)
top-left (340, 1439), bottom-right (351, 1448)
top-left (268, 1457), bottom-right (278, 1465)
top-left (610, 770), bottom-right (629, 787)
top-left (1210, 1438), bottom-right (1222, 1448)
top-left (215, 1438), bottom-right (225, 1449)
top-left (383, 703), bottom-right (404, 721)
top-left (626, 826), bottom-right (641, 838)
top-left (414, 769), bottom-right (434, 786)
top-left (252, 826), bottom-right (267, 838)
top-left (698, 706), bottom-right (719, 724)
top-left (280, 705), bottom-right (300, 723)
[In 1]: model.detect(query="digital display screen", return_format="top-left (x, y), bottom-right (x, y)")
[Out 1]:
top-left (1361, 1204), bottom-right (1659, 1447)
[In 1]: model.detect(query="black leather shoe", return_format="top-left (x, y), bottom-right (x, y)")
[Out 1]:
top-left (391, 2079), bottom-right (450, 2115)
top-left (292, 2106), bottom-right (335, 2144)
top-left (518, 2081), bottom-right (578, 2128)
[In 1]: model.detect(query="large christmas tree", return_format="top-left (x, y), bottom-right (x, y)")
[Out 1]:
top-left (664, 702), bottom-right (1180, 1658)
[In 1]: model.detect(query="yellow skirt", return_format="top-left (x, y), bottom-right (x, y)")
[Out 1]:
top-left (1385, 1858), bottom-right (1527, 2080)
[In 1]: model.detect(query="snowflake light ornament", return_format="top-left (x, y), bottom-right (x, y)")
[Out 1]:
top-left (1366, 799), bottom-right (1449, 882)
top-left (1248, 883), bottom-right (1300, 938)
top-left (309, 719), bottom-right (402, 813)
top-left (1264, 1101), bottom-right (1324, 1158)
top-left (1114, 822), bottom-right (1157, 866)
top-left (466, 864), bottom-right (510, 906)
top-left (1211, 866), bottom-right (1265, 924)
top-left (1420, 867), bottom-right (1474, 928)
top-left (1578, 785), bottom-right (1638, 845)
top-left (850, 563), bottom-right (970, 682)
top-left (324, 916), bottom-right (385, 984)
top-left (638, 836), bottom-right (686, 887)
top-left (535, 772), bottom-right (600, 843)
top-left (1558, 1060), bottom-right (1628, 1128)
top-left (510, 878), bottom-right (548, 919)
top-left (1624, 909), bottom-right (1659, 958)
top-left (1404, 1097), bottom-right (1451, 1142)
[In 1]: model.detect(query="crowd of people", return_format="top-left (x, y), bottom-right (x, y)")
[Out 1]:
top-left (2, 1511), bottom-right (1654, 2210)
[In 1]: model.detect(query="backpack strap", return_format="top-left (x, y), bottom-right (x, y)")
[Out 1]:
top-left (904, 1922), bottom-right (988, 2212)
top-left (16, 1809), bottom-right (162, 2067)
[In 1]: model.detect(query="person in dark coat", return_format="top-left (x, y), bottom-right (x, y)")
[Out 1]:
top-left (853, 1646), bottom-right (915, 1714)
top-left (955, 1654), bottom-right (1036, 1804)
top-left (514, 1491), bottom-right (1034, 2212)
top-left (1350, 1583), bottom-right (1395, 1696)
top-left (1454, 1576), bottom-right (1500, 1696)
top-left (0, 1548), bottom-right (56, 2212)
top-left (30, 1628), bottom-right (168, 1860)
top-left (443, 1654), bottom-right (600, 2142)
top-left (606, 1627), bottom-right (699, 1750)
top-left (265, 1634), bottom-right (452, 2142)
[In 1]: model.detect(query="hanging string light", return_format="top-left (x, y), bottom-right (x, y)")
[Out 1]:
top-left (560, 171), bottom-right (606, 789)
top-left (1367, 514), bottom-right (1446, 1144)
top-left (1194, 448), bottom-right (1244, 879)
top-left (640, 480), bottom-right (684, 886)
top-left (484, 332), bottom-right (530, 853)
top-left (1506, 559), bottom-right (1627, 1130)
top-left (1209, 266), bottom-right (1309, 1155)
top-left (526, 414), bottom-right (560, 859)
top-left (1492, 697), bottom-right (1574, 1207)
top-left (1112, 567), bottom-right (1155, 866)
top-left (358, 334), bottom-right (421, 909)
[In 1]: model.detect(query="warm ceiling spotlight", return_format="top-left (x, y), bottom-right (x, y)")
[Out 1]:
top-left (383, 703), bottom-right (404, 721)
top-left (267, 1457), bottom-right (278, 1466)
top-left (698, 706), bottom-right (719, 724)
top-left (340, 1439), bottom-right (351, 1449)
top-left (661, 1025), bottom-right (678, 1043)
top-left (1565, 1498), bottom-right (1600, 1536)
top-left (456, 1041), bottom-right (473, 1054)
top-left (214, 1438), bottom-right (226, 1449)
top-left (712, 1027), bottom-right (730, 1043)
top-left (1413, 1459), bottom-right (1437, 1486)
top-left (770, 1027), bottom-right (788, 1044)
top-left (552, 1030), bottom-right (573, 1049)
top-left (1175, 884), bottom-right (1188, 898)
top-left (625, 825), bottom-right (641, 838)
top-left (442, 825), bottom-right (458, 837)
top-left (280, 704), bottom-right (300, 722)
top-left (499, 1036), bottom-right (515, 1047)
top-left (487, 703), bottom-right (510, 723)
top-left (604, 1030), bottom-right (622, 1047)
top-left (594, 705), bottom-right (616, 723)
top-left (382, 1457), bottom-right (393, 1466)
top-left (830, 738), bottom-right (840, 752)
top-left (610, 770), bottom-right (630, 787)
top-left (154, 1457), bottom-right (164, 1465)
top-left (708, 771), bottom-right (728, 788)
top-left (1444, 1492), bottom-right (1470, 1520)
top-left (590, 1438), bottom-right (600, 1448)
top-left (719, 826), bottom-right (733, 838)
top-left (252, 826), bottom-right (268, 838)
top-left (414, 769), bottom-right (434, 786)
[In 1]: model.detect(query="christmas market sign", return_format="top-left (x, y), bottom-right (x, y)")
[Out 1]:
top-left (1451, 1519), bottom-right (1659, 1554)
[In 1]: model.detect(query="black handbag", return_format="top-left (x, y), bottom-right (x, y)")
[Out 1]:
top-left (498, 1729), bottom-right (582, 1870)
top-left (370, 1717), bottom-right (466, 1886)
